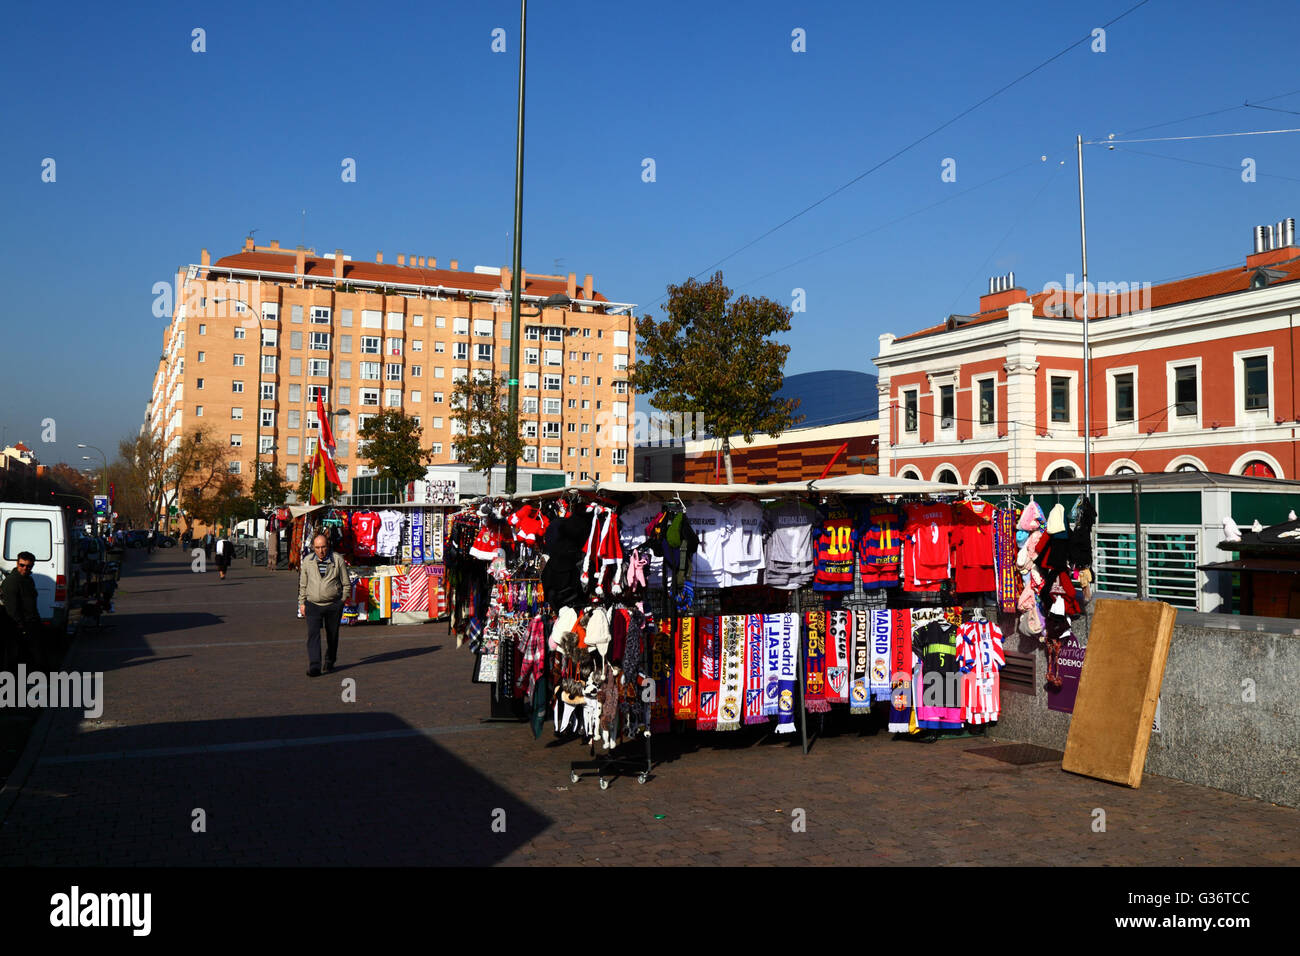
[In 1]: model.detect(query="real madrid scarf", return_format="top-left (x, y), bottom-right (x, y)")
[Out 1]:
top-left (696, 616), bottom-right (721, 731)
top-left (411, 509), bottom-right (425, 564)
top-left (824, 609), bottom-right (850, 703)
top-left (849, 607), bottom-right (872, 714)
top-left (744, 614), bottom-right (766, 724)
top-left (673, 617), bottom-right (697, 721)
top-left (717, 615), bottom-right (746, 731)
top-left (769, 612), bottom-right (799, 734)
top-left (870, 608), bottom-right (893, 701)
top-left (803, 611), bottom-right (830, 713)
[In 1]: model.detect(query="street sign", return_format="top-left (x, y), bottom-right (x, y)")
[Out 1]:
top-left (94, 495), bottom-right (109, 516)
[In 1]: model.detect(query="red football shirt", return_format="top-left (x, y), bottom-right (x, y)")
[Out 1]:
top-left (951, 500), bottom-right (997, 593)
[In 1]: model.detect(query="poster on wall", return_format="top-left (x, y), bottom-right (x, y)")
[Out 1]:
top-left (1048, 630), bottom-right (1163, 733)
top-left (406, 475), bottom-right (459, 506)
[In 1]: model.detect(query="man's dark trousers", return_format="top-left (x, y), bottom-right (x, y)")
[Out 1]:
top-left (305, 600), bottom-right (343, 669)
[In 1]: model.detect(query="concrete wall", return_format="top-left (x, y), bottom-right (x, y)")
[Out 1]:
top-left (990, 607), bottom-right (1299, 808)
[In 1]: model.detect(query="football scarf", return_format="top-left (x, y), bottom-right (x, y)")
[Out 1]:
top-left (696, 616), bottom-right (721, 731)
top-left (887, 609), bottom-right (913, 731)
top-left (411, 510), bottom-right (425, 563)
top-left (763, 610), bottom-right (782, 717)
top-left (717, 615), bottom-right (746, 731)
top-left (870, 609), bottom-right (893, 701)
top-left (849, 608), bottom-right (872, 714)
top-left (650, 625), bottom-right (673, 733)
top-left (824, 609), bottom-right (850, 703)
top-left (673, 617), bottom-right (697, 720)
top-left (744, 614), bottom-right (766, 724)
top-left (995, 507), bottom-right (1019, 613)
top-left (769, 613), bottom-right (798, 734)
top-left (803, 611), bottom-right (830, 713)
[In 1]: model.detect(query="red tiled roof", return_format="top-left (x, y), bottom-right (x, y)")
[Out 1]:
top-left (210, 251), bottom-right (608, 302)
top-left (12, 442), bottom-right (31, 452)
top-left (894, 254), bottom-right (1300, 342)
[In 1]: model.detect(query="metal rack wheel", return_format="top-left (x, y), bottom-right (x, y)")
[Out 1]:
top-left (637, 773), bottom-right (647, 784)
top-left (598, 777), bottom-right (609, 790)
top-left (569, 771), bottom-right (579, 784)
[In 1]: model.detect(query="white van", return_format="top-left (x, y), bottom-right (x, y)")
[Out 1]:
top-left (0, 502), bottom-right (70, 632)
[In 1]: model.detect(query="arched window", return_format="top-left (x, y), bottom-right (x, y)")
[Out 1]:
top-left (975, 468), bottom-right (1000, 486)
top-left (1047, 466), bottom-right (1077, 481)
top-left (1114, 466), bottom-right (1136, 475)
top-left (1242, 460), bottom-right (1277, 479)
top-left (899, 468), bottom-right (922, 480)
top-left (1176, 463), bottom-right (1199, 473)
top-left (937, 469), bottom-right (959, 485)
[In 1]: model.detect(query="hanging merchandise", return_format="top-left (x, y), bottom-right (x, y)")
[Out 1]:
top-left (618, 497), bottom-right (665, 588)
top-left (696, 616), bottom-right (721, 730)
top-left (376, 508), bottom-right (403, 558)
top-left (769, 612), bottom-right (798, 734)
top-left (957, 616), bottom-right (1005, 724)
top-left (869, 608), bottom-right (894, 701)
top-left (762, 498), bottom-right (819, 589)
top-left (912, 606), bottom-right (963, 730)
top-left (824, 609), bottom-right (850, 703)
top-left (813, 501), bottom-right (858, 592)
top-left (856, 504), bottom-right (903, 589)
top-left (721, 498), bottom-right (765, 586)
top-left (684, 498), bottom-right (730, 588)
top-left (803, 610), bottom-right (829, 713)
top-left (673, 617), bottom-right (697, 720)
top-left (743, 614), bottom-right (766, 724)
top-left (887, 609), bottom-right (915, 731)
top-left (994, 505), bottom-right (1020, 613)
top-left (717, 615), bottom-right (746, 731)
top-left (951, 499), bottom-right (997, 593)
top-left (902, 501), bottom-right (953, 592)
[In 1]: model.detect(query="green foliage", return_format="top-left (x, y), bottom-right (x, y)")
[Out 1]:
top-left (629, 272), bottom-right (802, 478)
top-left (251, 462), bottom-right (291, 510)
top-left (296, 461), bottom-right (341, 505)
top-left (450, 374), bottom-right (524, 495)
top-left (357, 410), bottom-right (430, 499)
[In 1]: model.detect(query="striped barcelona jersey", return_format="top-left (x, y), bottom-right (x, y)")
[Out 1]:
top-left (856, 505), bottom-right (902, 588)
top-left (813, 506), bottom-right (858, 592)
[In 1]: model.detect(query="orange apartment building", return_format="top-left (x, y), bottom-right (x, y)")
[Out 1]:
top-left (144, 239), bottom-right (638, 503)
top-left (877, 217), bottom-right (1300, 484)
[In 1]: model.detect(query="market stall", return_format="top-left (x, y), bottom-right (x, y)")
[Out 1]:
top-left (447, 476), bottom-right (1099, 787)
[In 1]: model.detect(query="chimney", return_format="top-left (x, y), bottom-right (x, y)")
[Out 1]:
top-left (501, 266), bottom-right (512, 290)
top-left (295, 245), bottom-right (306, 286)
top-left (243, 236), bottom-right (255, 251)
top-left (978, 273), bottom-right (1029, 313)
top-left (270, 240), bottom-right (280, 250)
top-left (428, 257), bottom-right (436, 269)
top-left (450, 259), bottom-right (459, 270)
top-left (376, 251), bottom-right (383, 263)
top-left (397, 254), bottom-right (406, 266)
top-left (417, 256), bottom-right (425, 268)
top-left (1247, 216), bottom-right (1298, 267)
top-left (200, 248), bottom-right (210, 267)
top-left (582, 273), bottom-right (593, 299)
top-left (567, 272), bottom-right (578, 300)
top-left (333, 249), bottom-right (344, 279)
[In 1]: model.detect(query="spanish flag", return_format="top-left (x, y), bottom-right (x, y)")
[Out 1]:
top-left (310, 394), bottom-right (344, 504)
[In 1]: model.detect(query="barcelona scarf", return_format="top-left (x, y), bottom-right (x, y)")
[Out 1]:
top-left (743, 614), bottom-right (766, 724)
top-left (824, 609), bottom-right (850, 703)
top-left (887, 609), bottom-right (914, 731)
top-left (768, 612), bottom-right (798, 734)
top-left (696, 616), bottom-right (721, 731)
top-left (673, 617), bottom-right (697, 720)
top-left (995, 506), bottom-right (1019, 613)
top-left (849, 608), bottom-right (872, 714)
top-left (717, 615), bottom-right (745, 731)
top-left (803, 611), bottom-right (830, 713)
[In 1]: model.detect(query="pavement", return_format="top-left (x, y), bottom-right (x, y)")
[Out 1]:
top-left (0, 546), bottom-right (1296, 867)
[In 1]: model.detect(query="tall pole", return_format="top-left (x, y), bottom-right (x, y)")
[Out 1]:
top-left (505, 0), bottom-right (528, 496)
top-left (1076, 135), bottom-right (1091, 488)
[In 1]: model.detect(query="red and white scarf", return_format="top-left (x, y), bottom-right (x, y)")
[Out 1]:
top-left (696, 616), bottom-right (721, 731)
top-left (824, 609), bottom-right (850, 703)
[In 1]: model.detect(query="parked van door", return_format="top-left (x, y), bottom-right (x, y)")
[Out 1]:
top-left (1, 503), bottom-right (69, 631)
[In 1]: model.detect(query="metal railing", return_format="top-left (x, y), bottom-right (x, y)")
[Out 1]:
top-left (1095, 526), bottom-right (1200, 609)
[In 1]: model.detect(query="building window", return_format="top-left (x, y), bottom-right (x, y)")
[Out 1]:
top-left (567, 423), bottom-right (576, 432)
top-left (903, 389), bottom-right (918, 433)
top-left (232, 381), bottom-right (244, 393)
top-left (338, 360), bottom-right (351, 378)
top-left (228, 461), bottom-right (242, 474)
top-left (545, 328), bottom-right (564, 342)
top-left (1174, 365), bottom-right (1197, 418)
top-left (476, 343), bottom-right (493, 362)
top-left (938, 384), bottom-right (955, 429)
top-left (1048, 465), bottom-right (1077, 481)
top-left (453, 316), bottom-right (469, 335)
top-left (525, 325), bottom-right (540, 341)
top-left (453, 342), bottom-right (468, 361)
top-left (339, 309), bottom-right (352, 327)
top-left (523, 422), bottom-right (538, 439)
top-left (290, 332), bottom-right (303, 350)
top-left (543, 375), bottom-right (561, 391)
top-left (286, 463), bottom-right (299, 482)
top-left (385, 389), bottom-right (401, 407)
top-left (614, 380), bottom-right (628, 394)
top-left (361, 336), bottom-right (380, 354)
top-left (473, 319), bottom-right (493, 337)
top-left (432, 442), bottom-right (443, 455)
top-left (195, 405), bottom-right (203, 416)
top-left (361, 389), bottom-right (379, 406)
top-left (261, 410), bottom-right (274, 428)
top-left (433, 392), bottom-right (444, 404)
top-left (234, 328), bottom-right (245, 340)
top-left (258, 436), bottom-right (273, 453)
top-left (310, 332), bottom-right (330, 351)
top-left (523, 373), bottom-right (538, 390)
top-left (542, 448), bottom-right (561, 464)
top-left (197, 351), bottom-right (206, 363)
top-left (291, 306), bottom-right (303, 324)
top-left (410, 390), bottom-right (422, 404)
top-left (1114, 373), bottom-right (1135, 423)
top-left (974, 467), bottom-right (998, 486)
top-left (433, 342), bottom-right (445, 354)
top-left (612, 449), bottom-right (627, 466)
top-left (581, 399), bottom-right (591, 410)
top-left (261, 383), bottom-right (275, 401)
top-left (523, 446), bottom-right (537, 463)
top-left (289, 384), bottom-right (301, 402)
top-left (231, 407), bottom-right (242, 420)
top-left (287, 437), bottom-right (299, 455)
top-left (386, 312), bottom-right (404, 330)
top-left (309, 359), bottom-right (329, 377)
top-left (543, 398), bottom-right (561, 415)
top-left (339, 387), bottom-right (350, 405)
top-left (413, 340), bottom-right (424, 352)
top-left (262, 355), bottom-right (277, 374)
top-left (1050, 377), bottom-right (1070, 423)
top-left (290, 357), bottom-right (303, 376)
top-left (386, 363), bottom-right (402, 381)
top-left (308, 386), bottom-right (328, 403)
top-left (978, 379), bottom-right (995, 426)
top-left (262, 329), bottom-right (277, 348)
top-left (199, 324), bottom-right (206, 335)
top-left (1243, 355), bottom-right (1269, 411)
top-left (361, 361), bottom-right (381, 380)
top-left (543, 422), bottom-right (561, 438)
top-left (410, 365), bottom-right (422, 378)
top-left (340, 335), bottom-right (352, 353)
top-left (525, 348), bottom-right (539, 365)
top-left (311, 307), bottom-right (331, 324)
top-left (233, 354), bottom-right (245, 367)
top-left (288, 410), bottom-right (300, 428)
top-left (386, 337), bottom-right (402, 356)
top-left (1242, 459), bottom-right (1276, 478)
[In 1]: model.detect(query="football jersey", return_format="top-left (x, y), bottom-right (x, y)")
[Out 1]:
top-left (813, 504), bottom-right (858, 592)
top-left (762, 499), bottom-right (818, 589)
top-left (951, 500), bottom-right (997, 593)
top-left (913, 619), bottom-right (963, 729)
top-left (902, 502), bottom-right (953, 592)
top-left (857, 504), bottom-right (903, 588)
top-left (351, 512), bottom-right (382, 559)
top-left (686, 501), bottom-right (730, 587)
top-left (957, 619), bottom-right (1005, 723)
top-left (376, 510), bottom-right (403, 557)
top-left (722, 499), bottom-right (765, 586)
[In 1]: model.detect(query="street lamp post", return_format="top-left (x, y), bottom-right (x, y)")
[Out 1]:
top-left (505, 0), bottom-right (529, 496)
top-left (77, 443), bottom-right (107, 495)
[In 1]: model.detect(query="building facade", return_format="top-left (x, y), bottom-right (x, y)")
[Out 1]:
top-left (877, 218), bottom-right (1300, 484)
top-left (146, 239), bottom-right (638, 500)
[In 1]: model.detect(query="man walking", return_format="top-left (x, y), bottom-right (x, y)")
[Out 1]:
top-left (1, 551), bottom-right (44, 670)
top-left (214, 534), bottom-right (233, 580)
top-left (298, 533), bottom-right (349, 677)
top-left (202, 531), bottom-right (214, 564)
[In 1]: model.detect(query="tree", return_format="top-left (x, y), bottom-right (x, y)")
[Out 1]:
top-left (296, 462), bottom-right (341, 506)
top-left (450, 373), bottom-right (524, 495)
top-left (183, 472), bottom-right (248, 532)
top-left (251, 463), bottom-right (291, 511)
top-left (164, 424), bottom-right (228, 532)
top-left (357, 410), bottom-right (430, 502)
top-left (629, 272), bottom-right (802, 483)
top-left (117, 430), bottom-right (169, 529)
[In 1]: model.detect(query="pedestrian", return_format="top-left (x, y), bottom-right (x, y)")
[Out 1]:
top-left (214, 534), bottom-right (233, 580)
top-left (298, 532), bottom-right (349, 678)
top-left (181, 529), bottom-right (192, 551)
top-left (1, 551), bottom-right (44, 670)
top-left (203, 532), bottom-right (214, 563)
top-left (147, 529), bottom-right (155, 554)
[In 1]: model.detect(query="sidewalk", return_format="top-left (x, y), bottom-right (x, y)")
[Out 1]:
top-left (0, 547), bottom-right (1295, 866)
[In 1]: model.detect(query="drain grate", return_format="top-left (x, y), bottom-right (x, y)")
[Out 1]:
top-left (964, 743), bottom-right (1063, 766)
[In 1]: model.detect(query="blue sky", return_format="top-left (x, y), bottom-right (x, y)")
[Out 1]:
top-left (3, 0), bottom-right (1299, 464)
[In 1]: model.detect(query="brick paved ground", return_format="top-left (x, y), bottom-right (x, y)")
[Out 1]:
top-left (0, 546), bottom-right (1296, 866)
